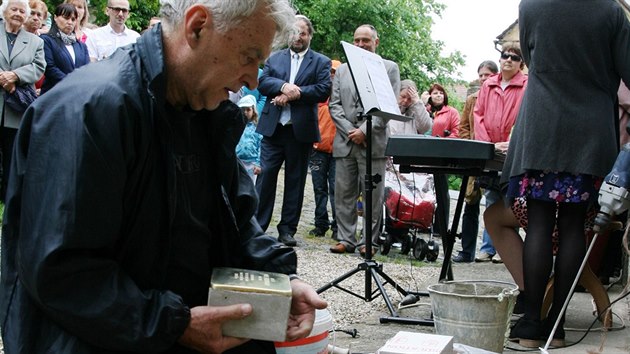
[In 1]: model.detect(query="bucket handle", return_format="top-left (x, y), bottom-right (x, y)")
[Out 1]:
top-left (497, 287), bottom-right (519, 302)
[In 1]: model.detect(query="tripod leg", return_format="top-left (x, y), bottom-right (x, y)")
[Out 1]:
top-left (434, 174), bottom-right (454, 280)
top-left (373, 266), bottom-right (410, 297)
top-left (368, 266), bottom-right (399, 317)
top-left (317, 265), bottom-right (363, 294)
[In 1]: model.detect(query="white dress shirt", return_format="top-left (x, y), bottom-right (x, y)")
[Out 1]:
top-left (86, 24), bottom-right (140, 61)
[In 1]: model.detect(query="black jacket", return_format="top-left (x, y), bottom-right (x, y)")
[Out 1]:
top-left (0, 25), bottom-right (297, 353)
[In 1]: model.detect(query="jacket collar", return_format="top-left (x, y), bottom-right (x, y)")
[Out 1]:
top-left (0, 20), bottom-right (31, 64)
top-left (285, 47), bottom-right (313, 84)
top-left (135, 23), bottom-right (167, 105)
top-left (487, 71), bottom-right (527, 88)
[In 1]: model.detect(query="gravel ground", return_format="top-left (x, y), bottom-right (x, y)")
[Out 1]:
top-left (266, 167), bottom-right (498, 353)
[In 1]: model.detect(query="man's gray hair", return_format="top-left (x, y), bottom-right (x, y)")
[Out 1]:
top-left (0, 0), bottom-right (31, 18)
top-left (159, 0), bottom-right (295, 47)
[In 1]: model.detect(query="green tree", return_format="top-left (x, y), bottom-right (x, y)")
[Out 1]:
top-left (293, 0), bottom-right (465, 91)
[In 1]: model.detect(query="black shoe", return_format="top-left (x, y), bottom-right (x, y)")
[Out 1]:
top-left (308, 227), bottom-right (327, 237)
top-left (452, 253), bottom-right (473, 263)
top-left (509, 317), bottom-right (542, 348)
top-left (278, 233), bottom-right (297, 247)
top-left (542, 318), bottom-right (566, 348)
top-left (513, 291), bottom-right (525, 315)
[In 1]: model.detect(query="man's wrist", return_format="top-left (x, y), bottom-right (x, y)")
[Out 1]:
top-left (280, 83), bottom-right (287, 93)
top-left (288, 274), bottom-right (300, 281)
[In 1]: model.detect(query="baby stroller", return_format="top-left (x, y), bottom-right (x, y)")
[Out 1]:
top-left (380, 160), bottom-right (439, 261)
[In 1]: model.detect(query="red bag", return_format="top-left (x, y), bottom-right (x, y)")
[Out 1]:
top-left (384, 165), bottom-right (436, 230)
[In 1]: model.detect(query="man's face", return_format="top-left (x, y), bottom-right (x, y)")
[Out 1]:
top-left (499, 51), bottom-right (522, 77)
top-left (184, 8), bottom-right (276, 111)
top-left (106, 0), bottom-right (130, 27)
top-left (353, 26), bottom-right (378, 53)
top-left (289, 19), bottom-right (311, 53)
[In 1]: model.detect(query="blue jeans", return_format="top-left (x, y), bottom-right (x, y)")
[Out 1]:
top-left (309, 150), bottom-right (336, 231)
top-left (479, 179), bottom-right (501, 255)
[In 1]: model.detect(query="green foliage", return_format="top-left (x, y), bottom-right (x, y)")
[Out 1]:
top-left (448, 175), bottom-right (461, 191)
top-left (44, 0), bottom-right (159, 33)
top-left (293, 0), bottom-right (465, 91)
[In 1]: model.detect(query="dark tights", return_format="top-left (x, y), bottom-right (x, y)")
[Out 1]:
top-left (523, 199), bottom-right (588, 326)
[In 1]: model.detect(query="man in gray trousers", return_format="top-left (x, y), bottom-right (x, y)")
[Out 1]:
top-left (328, 24), bottom-right (400, 257)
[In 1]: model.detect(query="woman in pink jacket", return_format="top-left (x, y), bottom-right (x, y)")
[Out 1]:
top-left (473, 44), bottom-right (528, 145)
top-left (427, 83), bottom-right (460, 138)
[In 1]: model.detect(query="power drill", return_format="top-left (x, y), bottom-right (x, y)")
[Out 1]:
top-left (595, 143), bottom-right (630, 232)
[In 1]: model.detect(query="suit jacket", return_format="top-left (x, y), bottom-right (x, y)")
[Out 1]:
top-left (41, 33), bottom-right (90, 94)
top-left (257, 48), bottom-right (331, 143)
top-left (329, 59), bottom-right (400, 158)
top-left (0, 21), bottom-right (46, 129)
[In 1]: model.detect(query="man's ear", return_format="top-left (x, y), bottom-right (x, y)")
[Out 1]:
top-left (184, 4), bottom-right (213, 47)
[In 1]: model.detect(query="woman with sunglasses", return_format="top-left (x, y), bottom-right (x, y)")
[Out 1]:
top-left (472, 44), bottom-right (528, 264)
top-left (502, 0), bottom-right (630, 348)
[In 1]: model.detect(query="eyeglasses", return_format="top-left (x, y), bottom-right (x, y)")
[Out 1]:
top-left (501, 53), bottom-right (522, 61)
top-left (108, 6), bottom-right (129, 14)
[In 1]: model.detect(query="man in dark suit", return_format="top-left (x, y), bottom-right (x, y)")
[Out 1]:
top-left (256, 15), bottom-right (331, 246)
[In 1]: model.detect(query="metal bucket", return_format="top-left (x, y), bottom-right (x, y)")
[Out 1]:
top-left (427, 280), bottom-right (519, 353)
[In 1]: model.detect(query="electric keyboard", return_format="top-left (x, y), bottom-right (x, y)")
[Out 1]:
top-left (386, 135), bottom-right (503, 173)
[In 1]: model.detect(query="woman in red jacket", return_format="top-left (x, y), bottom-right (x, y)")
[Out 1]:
top-left (427, 83), bottom-right (460, 138)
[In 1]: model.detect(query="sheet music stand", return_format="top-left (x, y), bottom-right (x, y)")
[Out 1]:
top-left (316, 42), bottom-right (432, 326)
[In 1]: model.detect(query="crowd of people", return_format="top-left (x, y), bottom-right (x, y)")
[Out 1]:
top-left (0, 0), bottom-right (149, 199)
top-left (0, 0), bottom-right (628, 352)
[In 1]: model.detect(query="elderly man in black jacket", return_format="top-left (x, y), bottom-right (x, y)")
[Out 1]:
top-left (0, 1), bottom-right (326, 353)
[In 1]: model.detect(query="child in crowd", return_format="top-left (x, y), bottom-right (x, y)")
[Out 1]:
top-left (236, 95), bottom-right (263, 181)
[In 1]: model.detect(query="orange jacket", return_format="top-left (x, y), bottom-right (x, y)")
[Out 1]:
top-left (313, 100), bottom-right (336, 153)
